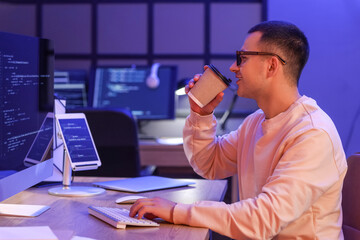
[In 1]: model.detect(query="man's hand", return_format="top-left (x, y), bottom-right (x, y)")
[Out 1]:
top-left (129, 197), bottom-right (177, 223)
top-left (186, 66), bottom-right (224, 116)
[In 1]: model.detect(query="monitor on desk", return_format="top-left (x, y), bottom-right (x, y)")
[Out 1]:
top-left (90, 65), bottom-right (177, 120)
top-left (54, 70), bottom-right (88, 109)
top-left (0, 31), bottom-right (54, 202)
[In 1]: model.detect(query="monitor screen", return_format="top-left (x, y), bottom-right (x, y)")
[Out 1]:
top-left (54, 70), bottom-right (88, 109)
top-left (0, 31), bottom-right (54, 202)
top-left (24, 113), bottom-right (54, 166)
top-left (91, 65), bottom-right (177, 120)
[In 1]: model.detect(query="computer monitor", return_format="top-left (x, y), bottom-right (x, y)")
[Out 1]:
top-left (90, 65), bottom-right (177, 120)
top-left (0, 31), bottom-right (54, 202)
top-left (54, 70), bottom-right (88, 109)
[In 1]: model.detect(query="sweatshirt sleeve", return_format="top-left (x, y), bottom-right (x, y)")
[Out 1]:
top-left (182, 110), bottom-right (239, 179)
top-left (176, 128), bottom-right (346, 239)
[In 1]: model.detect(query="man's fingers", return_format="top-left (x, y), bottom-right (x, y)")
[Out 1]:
top-left (185, 73), bottom-right (202, 94)
top-left (129, 198), bottom-right (152, 217)
top-left (193, 74), bottom-right (201, 81)
top-left (136, 205), bottom-right (157, 219)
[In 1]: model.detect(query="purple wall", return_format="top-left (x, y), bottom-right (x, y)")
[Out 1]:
top-left (268, 0), bottom-right (360, 157)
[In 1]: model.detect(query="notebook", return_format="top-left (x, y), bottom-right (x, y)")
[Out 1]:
top-left (93, 176), bottom-right (195, 193)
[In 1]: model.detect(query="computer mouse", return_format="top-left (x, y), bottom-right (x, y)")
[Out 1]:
top-left (115, 195), bottom-right (147, 204)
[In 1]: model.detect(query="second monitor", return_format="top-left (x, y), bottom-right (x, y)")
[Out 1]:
top-left (91, 65), bottom-right (177, 120)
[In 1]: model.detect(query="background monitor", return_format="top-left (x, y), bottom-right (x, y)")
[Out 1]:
top-left (90, 65), bottom-right (177, 120)
top-left (0, 31), bottom-right (54, 202)
top-left (54, 70), bottom-right (88, 109)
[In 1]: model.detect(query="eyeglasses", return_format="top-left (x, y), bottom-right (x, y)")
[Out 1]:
top-left (236, 51), bottom-right (287, 66)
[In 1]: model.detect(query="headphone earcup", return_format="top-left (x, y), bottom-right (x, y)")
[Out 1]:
top-left (146, 63), bottom-right (161, 89)
top-left (146, 75), bottom-right (160, 88)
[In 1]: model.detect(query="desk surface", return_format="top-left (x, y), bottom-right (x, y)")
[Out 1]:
top-left (1, 177), bottom-right (227, 240)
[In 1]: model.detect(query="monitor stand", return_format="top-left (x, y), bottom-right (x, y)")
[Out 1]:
top-left (48, 150), bottom-right (105, 197)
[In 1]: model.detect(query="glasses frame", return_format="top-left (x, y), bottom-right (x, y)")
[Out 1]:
top-left (236, 51), bottom-right (287, 66)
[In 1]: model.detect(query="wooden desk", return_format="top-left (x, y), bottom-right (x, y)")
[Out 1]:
top-left (1, 177), bottom-right (227, 240)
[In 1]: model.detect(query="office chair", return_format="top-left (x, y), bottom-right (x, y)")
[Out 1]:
top-left (68, 108), bottom-right (154, 178)
top-left (342, 153), bottom-right (360, 239)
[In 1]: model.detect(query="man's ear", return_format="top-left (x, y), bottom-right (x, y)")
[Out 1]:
top-left (267, 56), bottom-right (279, 77)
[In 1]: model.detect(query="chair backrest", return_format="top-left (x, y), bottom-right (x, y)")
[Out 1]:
top-left (69, 108), bottom-right (141, 177)
top-left (342, 153), bottom-right (360, 239)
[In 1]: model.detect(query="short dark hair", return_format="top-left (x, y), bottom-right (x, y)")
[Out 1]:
top-left (248, 21), bottom-right (309, 85)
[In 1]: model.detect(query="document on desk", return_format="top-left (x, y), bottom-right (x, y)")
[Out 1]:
top-left (0, 226), bottom-right (58, 239)
top-left (0, 203), bottom-right (50, 217)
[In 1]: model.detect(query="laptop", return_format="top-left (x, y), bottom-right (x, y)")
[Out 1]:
top-left (93, 176), bottom-right (195, 193)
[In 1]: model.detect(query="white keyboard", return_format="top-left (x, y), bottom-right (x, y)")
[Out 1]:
top-left (88, 206), bottom-right (160, 229)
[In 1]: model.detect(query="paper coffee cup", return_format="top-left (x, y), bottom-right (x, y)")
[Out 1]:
top-left (188, 64), bottom-right (232, 108)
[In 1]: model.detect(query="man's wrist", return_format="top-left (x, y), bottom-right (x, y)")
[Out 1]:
top-left (190, 108), bottom-right (213, 117)
top-left (170, 203), bottom-right (177, 223)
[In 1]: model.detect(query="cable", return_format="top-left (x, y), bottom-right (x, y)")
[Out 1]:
top-left (219, 93), bottom-right (238, 131)
top-left (218, 83), bottom-right (239, 131)
top-left (53, 94), bottom-right (66, 148)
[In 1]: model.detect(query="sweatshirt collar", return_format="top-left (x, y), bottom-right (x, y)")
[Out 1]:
top-left (261, 95), bottom-right (310, 132)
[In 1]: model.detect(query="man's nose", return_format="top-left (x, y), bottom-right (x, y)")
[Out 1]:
top-left (229, 61), bottom-right (239, 72)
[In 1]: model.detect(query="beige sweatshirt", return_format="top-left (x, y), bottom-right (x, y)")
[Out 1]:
top-left (175, 96), bottom-right (347, 239)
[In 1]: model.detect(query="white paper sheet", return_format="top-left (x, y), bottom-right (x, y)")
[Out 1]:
top-left (0, 226), bottom-right (58, 240)
top-left (0, 204), bottom-right (50, 217)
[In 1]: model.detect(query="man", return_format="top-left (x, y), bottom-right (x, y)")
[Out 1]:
top-left (130, 21), bottom-right (347, 239)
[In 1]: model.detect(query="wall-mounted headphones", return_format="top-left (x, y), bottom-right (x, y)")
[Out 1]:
top-left (146, 63), bottom-right (161, 89)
